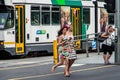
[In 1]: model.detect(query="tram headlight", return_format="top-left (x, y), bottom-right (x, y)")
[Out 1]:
top-left (0, 42), bottom-right (3, 45)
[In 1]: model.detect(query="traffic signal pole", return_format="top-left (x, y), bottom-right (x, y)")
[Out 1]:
top-left (115, 0), bottom-right (120, 64)
top-left (94, 0), bottom-right (98, 35)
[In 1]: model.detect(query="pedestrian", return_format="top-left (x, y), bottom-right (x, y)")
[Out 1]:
top-left (51, 26), bottom-right (70, 77)
top-left (101, 25), bottom-right (115, 64)
top-left (66, 23), bottom-right (77, 75)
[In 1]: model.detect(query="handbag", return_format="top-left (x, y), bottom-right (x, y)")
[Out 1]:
top-left (97, 33), bottom-right (107, 42)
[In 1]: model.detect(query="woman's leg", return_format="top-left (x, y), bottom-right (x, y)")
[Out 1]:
top-left (102, 44), bottom-right (108, 64)
top-left (51, 57), bottom-right (65, 72)
top-left (103, 51), bottom-right (108, 64)
top-left (64, 57), bottom-right (70, 76)
top-left (107, 51), bottom-right (113, 63)
top-left (68, 59), bottom-right (75, 74)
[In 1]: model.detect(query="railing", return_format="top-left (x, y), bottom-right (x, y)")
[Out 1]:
top-left (53, 32), bottom-right (101, 64)
top-left (73, 32), bottom-right (101, 57)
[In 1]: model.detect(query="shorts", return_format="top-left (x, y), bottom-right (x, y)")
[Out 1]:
top-left (59, 54), bottom-right (65, 59)
top-left (102, 44), bottom-right (113, 55)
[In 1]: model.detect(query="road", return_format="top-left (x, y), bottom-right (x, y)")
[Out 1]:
top-left (0, 53), bottom-right (119, 80)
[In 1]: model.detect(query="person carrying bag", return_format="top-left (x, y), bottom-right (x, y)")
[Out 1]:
top-left (101, 25), bottom-right (115, 64)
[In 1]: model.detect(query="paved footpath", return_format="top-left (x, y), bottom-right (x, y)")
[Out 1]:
top-left (75, 52), bottom-right (114, 64)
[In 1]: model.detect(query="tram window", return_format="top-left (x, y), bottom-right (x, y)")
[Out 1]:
top-left (42, 7), bottom-right (50, 25)
top-left (5, 10), bottom-right (14, 29)
top-left (108, 14), bottom-right (114, 25)
top-left (83, 8), bottom-right (90, 24)
top-left (52, 7), bottom-right (59, 11)
top-left (31, 6), bottom-right (40, 26)
top-left (52, 7), bottom-right (60, 25)
top-left (0, 13), bottom-right (7, 29)
top-left (42, 7), bottom-right (50, 11)
top-left (0, 10), bottom-right (14, 29)
top-left (52, 12), bottom-right (60, 25)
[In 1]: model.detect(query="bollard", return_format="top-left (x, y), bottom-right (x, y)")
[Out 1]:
top-left (75, 39), bottom-right (81, 50)
top-left (53, 40), bottom-right (59, 64)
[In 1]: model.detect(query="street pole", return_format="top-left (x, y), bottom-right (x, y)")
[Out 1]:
top-left (115, 0), bottom-right (120, 64)
top-left (92, 0), bottom-right (99, 54)
top-left (93, 0), bottom-right (98, 35)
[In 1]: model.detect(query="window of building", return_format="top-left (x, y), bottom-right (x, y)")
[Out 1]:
top-left (31, 6), bottom-right (40, 25)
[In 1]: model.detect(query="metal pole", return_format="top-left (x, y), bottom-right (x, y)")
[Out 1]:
top-left (93, 0), bottom-right (98, 53)
top-left (95, 0), bottom-right (98, 35)
top-left (115, 0), bottom-right (120, 64)
top-left (97, 38), bottom-right (100, 55)
top-left (86, 35), bottom-right (89, 57)
top-left (92, 0), bottom-right (98, 35)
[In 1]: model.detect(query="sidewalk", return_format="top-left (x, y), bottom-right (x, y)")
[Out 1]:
top-left (75, 52), bottom-right (115, 64)
top-left (0, 52), bottom-right (115, 67)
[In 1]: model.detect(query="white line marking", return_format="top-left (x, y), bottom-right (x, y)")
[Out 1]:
top-left (59, 64), bottom-right (85, 67)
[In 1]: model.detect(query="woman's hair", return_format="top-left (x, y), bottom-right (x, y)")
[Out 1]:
top-left (107, 25), bottom-right (115, 32)
top-left (108, 25), bottom-right (112, 29)
top-left (106, 25), bottom-right (112, 31)
top-left (57, 28), bottom-right (64, 37)
top-left (57, 26), bottom-right (68, 37)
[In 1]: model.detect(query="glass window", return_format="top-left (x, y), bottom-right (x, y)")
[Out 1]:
top-left (52, 7), bottom-right (60, 25)
top-left (108, 14), bottom-right (114, 25)
top-left (42, 7), bottom-right (50, 11)
top-left (0, 10), bottom-right (14, 29)
top-left (0, 13), bottom-right (8, 29)
top-left (5, 10), bottom-right (14, 29)
top-left (83, 8), bottom-right (90, 24)
top-left (52, 7), bottom-right (59, 11)
top-left (42, 6), bottom-right (50, 25)
top-left (31, 6), bottom-right (40, 25)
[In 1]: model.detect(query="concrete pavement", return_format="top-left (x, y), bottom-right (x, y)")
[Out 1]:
top-left (0, 52), bottom-right (115, 67)
top-left (75, 52), bottom-right (114, 64)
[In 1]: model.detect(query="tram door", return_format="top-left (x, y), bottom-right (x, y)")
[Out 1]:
top-left (15, 6), bottom-right (25, 54)
top-left (71, 8), bottom-right (81, 49)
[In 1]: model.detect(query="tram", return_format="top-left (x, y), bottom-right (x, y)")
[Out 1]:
top-left (0, 0), bottom-right (114, 57)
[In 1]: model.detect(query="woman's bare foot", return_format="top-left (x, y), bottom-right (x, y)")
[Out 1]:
top-left (65, 73), bottom-right (70, 77)
top-left (51, 66), bottom-right (55, 72)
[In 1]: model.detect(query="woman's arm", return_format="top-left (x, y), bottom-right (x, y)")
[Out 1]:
top-left (57, 35), bottom-right (67, 46)
top-left (101, 32), bottom-right (109, 38)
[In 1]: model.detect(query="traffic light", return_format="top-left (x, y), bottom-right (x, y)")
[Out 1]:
top-left (104, 0), bottom-right (115, 13)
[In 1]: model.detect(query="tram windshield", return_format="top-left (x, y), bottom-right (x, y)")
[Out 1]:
top-left (0, 10), bottom-right (14, 29)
